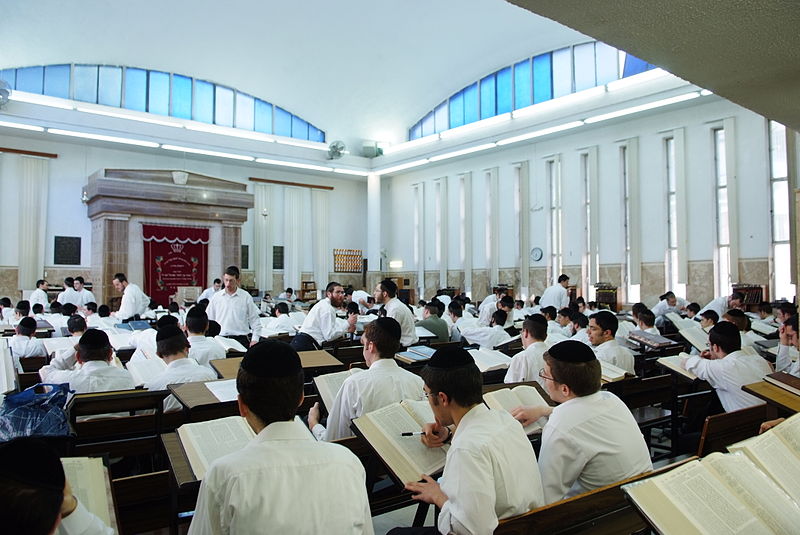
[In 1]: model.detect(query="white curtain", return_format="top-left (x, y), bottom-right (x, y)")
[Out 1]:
top-left (18, 156), bottom-right (50, 290)
top-left (284, 187), bottom-right (303, 290)
top-left (254, 183), bottom-right (273, 291)
top-left (311, 189), bottom-right (330, 298)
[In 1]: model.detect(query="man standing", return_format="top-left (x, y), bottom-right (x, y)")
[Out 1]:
top-left (29, 279), bottom-right (49, 311)
top-left (112, 273), bottom-right (150, 321)
top-left (206, 266), bottom-right (262, 348)
top-left (292, 281), bottom-right (356, 351)
top-left (539, 274), bottom-right (570, 310)
top-left (198, 278), bottom-right (222, 302)
top-left (57, 277), bottom-right (79, 306)
top-left (374, 279), bottom-right (418, 347)
top-left (699, 291), bottom-right (745, 318)
top-left (73, 277), bottom-right (96, 308)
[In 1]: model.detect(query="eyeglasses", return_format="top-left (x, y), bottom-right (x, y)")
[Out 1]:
top-left (538, 368), bottom-right (556, 382)
top-left (423, 391), bottom-right (434, 398)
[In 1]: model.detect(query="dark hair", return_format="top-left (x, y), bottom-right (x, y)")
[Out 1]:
top-left (687, 302), bottom-right (701, 314)
top-left (15, 300), bottom-right (30, 316)
top-left (557, 307), bottom-right (571, 318)
top-left (492, 309), bottom-right (508, 326)
top-left (779, 302), bottom-right (798, 317)
top-left (346, 302), bottom-right (359, 315)
top-left (723, 309), bottom-right (749, 332)
top-left (730, 291), bottom-right (745, 303)
top-left (592, 311), bottom-right (619, 336)
top-left (197, 298), bottom-right (210, 307)
top-left (533, 296), bottom-right (541, 305)
top-left (67, 315), bottom-right (87, 333)
top-left (157, 333), bottom-right (190, 358)
top-left (544, 352), bottom-right (601, 396)
top-left (225, 265), bottom-right (240, 278)
top-left (515, 300), bottom-right (524, 308)
top-left (61, 303), bottom-right (77, 316)
top-left (344, 287), bottom-right (354, 296)
top-left (631, 302), bottom-right (648, 319)
top-left (74, 276), bottom-right (85, 285)
top-left (325, 281), bottom-right (342, 293)
top-left (78, 341), bottom-right (112, 362)
top-left (49, 301), bottom-right (61, 313)
top-left (541, 306), bottom-right (557, 321)
top-left (0, 297), bottom-right (11, 307)
top-left (448, 301), bottom-right (463, 318)
top-left (660, 291), bottom-right (676, 301)
top-left (572, 313), bottom-right (589, 329)
top-left (708, 321), bottom-right (742, 354)
top-left (575, 296), bottom-right (586, 305)
top-left (784, 314), bottom-right (798, 332)
top-left (557, 274), bottom-right (569, 283)
top-left (523, 316), bottom-right (547, 340)
top-left (85, 302), bottom-right (97, 313)
top-left (98, 304), bottom-right (110, 317)
top-left (32, 303), bottom-right (43, 314)
top-left (363, 320), bottom-right (401, 358)
top-left (213, 278), bottom-right (221, 284)
top-left (758, 302), bottom-right (772, 314)
top-left (236, 356), bottom-right (304, 425)
top-left (700, 310), bottom-right (719, 323)
top-left (638, 309), bottom-right (655, 327)
top-left (285, 287), bottom-right (294, 294)
top-left (63, 277), bottom-right (74, 287)
top-left (420, 363), bottom-right (483, 407)
top-left (499, 295), bottom-right (514, 309)
top-left (424, 303), bottom-right (440, 316)
top-left (36, 279), bottom-right (47, 288)
top-left (186, 310), bottom-right (209, 334)
top-left (113, 273), bottom-right (127, 283)
top-left (275, 302), bottom-right (290, 315)
top-left (379, 279), bottom-right (398, 298)
top-left (431, 298), bottom-right (445, 317)
top-left (587, 301), bottom-right (597, 308)
top-left (17, 321), bottom-right (36, 337)
top-left (206, 320), bottom-right (222, 337)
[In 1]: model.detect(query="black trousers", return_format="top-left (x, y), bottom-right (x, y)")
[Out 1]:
top-left (224, 334), bottom-right (250, 348)
top-left (290, 332), bottom-right (320, 352)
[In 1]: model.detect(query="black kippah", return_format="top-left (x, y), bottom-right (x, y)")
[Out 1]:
top-left (19, 316), bottom-right (36, 329)
top-left (374, 317), bottom-right (402, 341)
top-left (547, 340), bottom-right (596, 363)
top-left (0, 437), bottom-right (65, 491)
top-left (79, 328), bottom-right (110, 349)
top-left (428, 346), bottom-right (474, 368)
top-left (241, 340), bottom-right (302, 377)
top-left (156, 324), bottom-right (185, 342)
top-left (156, 314), bottom-right (179, 329)
top-left (527, 313), bottom-right (547, 326)
top-left (186, 306), bottom-right (206, 319)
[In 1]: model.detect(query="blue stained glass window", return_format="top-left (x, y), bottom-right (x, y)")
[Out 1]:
top-left (124, 68), bottom-right (147, 111)
top-left (622, 54), bottom-right (651, 77)
top-left (410, 121), bottom-right (422, 140)
top-left (480, 73), bottom-right (496, 119)
top-left (513, 59), bottom-right (532, 109)
top-left (532, 53), bottom-right (552, 103)
top-left (449, 90), bottom-right (465, 129)
top-left (17, 66), bottom-right (44, 94)
top-left (496, 67), bottom-right (512, 114)
top-left (147, 71), bottom-right (170, 115)
top-left (291, 115), bottom-right (308, 140)
top-left (573, 42), bottom-right (596, 91)
top-left (464, 82), bottom-right (479, 124)
top-left (235, 92), bottom-right (255, 130)
top-left (308, 124), bottom-right (324, 143)
top-left (552, 48), bottom-right (572, 98)
top-left (433, 101), bottom-right (448, 133)
top-left (193, 79), bottom-right (214, 123)
top-left (74, 65), bottom-right (98, 103)
top-left (171, 74), bottom-right (192, 119)
top-left (214, 85), bottom-right (234, 127)
top-left (274, 107), bottom-right (292, 137)
top-left (421, 111), bottom-right (435, 137)
top-left (0, 69), bottom-right (16, 89)
top-left (254, 99), bottom-right (273, 133)
top-left (595, 42), bottom-right (619, 85)
top-left (98, 66), bottom-right (122, 107)
top-left (43, 65), bottom-right (70, 99)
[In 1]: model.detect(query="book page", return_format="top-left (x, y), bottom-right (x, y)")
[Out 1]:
top-left (599, 359), bottom-right (627, 381)
top-left (772, 412), bottom-right (800, 452)
top-left (177, 416), bottom-right (255, 480)
top-left (400, 398), bottom-right (436, 427)
top-left (314, 368), bottom-right (361, 411)
top-left (125, 358), bottom-right (167, 386)
top-left (43, 337), bottom-right (78, 354)
top-left (704, 452), bottom-right (800, 534)
top-left (467, 348), bottom-right (511, 372)
top-left (680, 327), bottom-right (709, 352)
top-left (657, 354), bottom-right (698, 381)
top-left (484, 385), bottom-right (547, 434)
top-left (204, 379), bottom-right (238, 402)
top-left (214, 336), bottom-right (247, 353)
top-left (0, 346), bottom-right (15, 394)
top-left (61, 457), bottom-right (112, 527)
top-left (728, 431), bottom-right (800, 500)
top-left (408, 345), bottom-right (436, 358)
top-left (106, 332), bottom-right (134, 350)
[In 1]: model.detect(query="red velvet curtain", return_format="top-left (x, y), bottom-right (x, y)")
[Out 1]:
top-left (142, 225), bottom-right (209, 306)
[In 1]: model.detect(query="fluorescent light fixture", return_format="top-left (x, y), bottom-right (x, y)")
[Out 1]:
top-left (333, 168), bottom-right (370, 176)
top-left (273, 137), bottom-right (330, 151)
top-left (428, 142), bottom-right (497, 162)
top-left (389, 260), bottom-right (403, 269)
top-left (0, 120), bottom-right (45, 132)
top-left (185, 121), bottom-right (276, 141)
top-left (512, 86), bottom-right (606, 119)
top-left (255, 158), bottom-right (333, 172)
top-left (584, 92), bottom-right (701, 124)
top-left (699, 89), bottom-right (714, 96)
top-left (76, 106), bottom-right (183, 128)
top-left (496, 121), bottom-right (584, 146)
top-left (376, 158), bottom-right (430, 175)
top-left (439, 113), bottom-right (511, 139)
top-left (606, 68), bottom-right (669, 91)
top-left (381, 134), bottom-right (441, 155)
top-left (48, 128), bottom-right (159, 148)
top-left (10, 91), bottom-right (74, 110)
top-left (162, 144), bottom-right (254, 161)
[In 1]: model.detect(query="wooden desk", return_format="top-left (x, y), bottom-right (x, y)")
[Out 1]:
top-left (743, 381), bottom-right (800, 415)
top-left (212, 350), bottom-right (343, 380)
top-left (169, 381), bottom-right (239, 423)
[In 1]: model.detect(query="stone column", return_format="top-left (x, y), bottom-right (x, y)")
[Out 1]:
top-left (221, 224), bottom-right (242, 270)
top-left (91, 214), bottom-right (130, 308)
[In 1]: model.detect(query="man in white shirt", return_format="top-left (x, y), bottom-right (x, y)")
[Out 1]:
top-left (129, 315), bottom-right (177, 363)
top-left (505, 314), bottom-right (549, 385)
top-left (374, 279), bottom-right (418, 347)
top-left (308, 317), bottom-right (424, 441)
top-left (292, 281), bottom-right (356, 351)
top-left (478, 287), bottom-right (505, 313)
top-left (206, 265), bottom-right (262, 348)
top-left (699, 291), bottom-right (745, 318)
top-left (9, 317), bottom-right (47, 359)
top-left (277, 287), bottom-right (296, 302)
top-left (29, 279), bottom-right (50, 311)
top-left (0, 297), bottom-right (14, 323)
top-left (271, 302), bottom-right (299, 335)
top-left (539, 274), bottom-right (570, 310)
top-left (56, 277), bottom-right (80, 307)
top-left (39, 329), bottom-right (135, 393)
top-left (399, 346), bottom-right (545, 534)
top-left (541, 306), bottom-right (562, 335)
top-left (460, 310), bottom-right (512, 349)
top-left (143, 325), bottom-right (217, 412)
top-left (651, 291), bottom-right (688, 318)
top-left (198, 278), bottom-right (222, 302)
top-left (570, 314), bottom-right (591, 346)
top-left (556, 308), bottom-right (574, 337)
top-left (448, 300), bottom-right (477, 343)
top-left (350, 288), bottom-right (372, 315)
top-left (188, 340), bottom-right (373, 535)
top-left (112, 273), bottom-right (150, 321)
top-left (588, 311), bottom-right (635, 374)
top-left (682, 321), bottom-right (772, 412)
top-left (42, 315), bottom-right (86, 373)
top-left (775, 315), bottom-right (799, 377)
top-left (511, 341), bottom-right (652, 504)
top-left (478, 295), bottom-right (514, 327)
top-left (185, 307), bottom-right (226, 368)
top-left (72, 277), bottom-right (96, 309)
top-left (633, 309), bottom-right (660, 336)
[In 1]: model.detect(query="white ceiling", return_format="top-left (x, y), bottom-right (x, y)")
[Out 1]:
top-left (0, 0), bottom-right (588, 148)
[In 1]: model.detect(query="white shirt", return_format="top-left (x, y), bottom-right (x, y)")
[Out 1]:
top-left (505, 341), bottom-right (548, 385)
top-left (313, 358), bottom-right (424, 441)
top-left (539, 283), bottom-right (569, 310)
top-left (277, 292), bottom-right (296, 302)
top-left (436, 294), bottom-right (452, 307)
top-left (775, 344), bottom-right (800, 377)
top-left (271, 313), bottom-right (298, 335)
top-left (189, 419), bottom-right (373, 535)
top-left (29, 288), bottom-right (49, 310)
top-left (459, 324), bottom-right (511, 349)
top-left (9, 335), bottom-right (47, 358)
top-left (438, 404), bottom-right (545, 535)
top-left (684, 350), bottom-right (773, 412)
top-left (187, 335), bottom-right (227, 369)
top-left (129, 329), bottom-right (158, 362)
top-left (651, 297), bottom-right (688, 317)
top-left (450, 315), bottom-right (478, 343)
top-left (39, 360), bottom-right (135, 393)
top-left (351, 290), bottom-right (371, 315)
top-left (0, 307), bottom-right (14, 323)
top-left (478, 302), bottom-right (496, 327)
top-left (538, 391), bottom-right (652, 504)
top-left (546, 320), bottom-right (562, 335)
top-left (571, 328), bottom-right (591, 346)
top-left (117, 283), bottom-right (150, 320)
top-left (593, 339), bottom-right (635, 374)
top-left (48, 335), bottom-right (82, 371)
top-left (74, 289), bottom-right (96, 308)
top-left (57, 287), bottom-right (80, 306)
top-left (206, 288), bottom-right (262, 339)
top-left (299, 297), bottom-right (346, 344)
top-left (478, 294), bottom-right (497, 312)
top-left (144, 358), bottom-right (217, 412)
top-left (57, 498), bottom-right (114, 535)
top-left (198, 286), bottom-right (220, 302)
top-left (699, 296), bottom-right (730, 318)
top-left (384, 297), bottom-right (418, 346)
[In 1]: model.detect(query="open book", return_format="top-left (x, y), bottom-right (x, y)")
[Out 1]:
top-left (599, 360), bottom-right (628, 382)
top-left (656, 353), bottom-right (698, 381)
top-left (666, 312), bottom-right (699, 330)
top-left (314, 368), bottom-right (363, 410)
top-left (679, 327), bottom-right (708, 352)
top-left (214, 336), bottom-right (247, 353)
top-left (623, 451), bottom-right (800, 534)
top-left (125, 357), bottom-right (167, 386)
top-left (483, 385), bottom-right (548, 434)
top-left (43, 337), bottom-right (78, 355)
top-left (0, 345), bottom-right (15, 394)
top-left (106, 332), bottom-right (134, 351)
top-left (396, 345), bottom-right (437, 364)
top-left (494, 333), bottom-right (522, 350)
top-left (61, 457), bottom-right (116, 529)
top-left (352, 399), bottom-right (448, 485)
top-left (467, 348), bottom-right (512, 372)
top-left (177, 415), bottom-right (256, 480)
top-left (751, 321), bottom-right (778, 336)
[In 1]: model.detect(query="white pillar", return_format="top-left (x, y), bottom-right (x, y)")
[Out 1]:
top-left (18, 156), bottom-right (49, 290)
top-left (254, 183), bottom-right (273, 291)
top-left (366, 173), bottom-right (381, 274)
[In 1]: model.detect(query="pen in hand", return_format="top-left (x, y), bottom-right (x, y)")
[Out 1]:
top-left (401, 431), bottom-right (425, 437)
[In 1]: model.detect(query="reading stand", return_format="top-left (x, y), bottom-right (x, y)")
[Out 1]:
top-left (743, 380), bottom-right (800, 415)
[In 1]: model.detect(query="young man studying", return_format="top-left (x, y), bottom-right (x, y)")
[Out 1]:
top-left (504, 314), bottom-right (549, 385)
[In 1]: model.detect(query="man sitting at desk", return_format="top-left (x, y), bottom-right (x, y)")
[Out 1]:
top-left (511, 341), bottom-right (652, 504)
top-left (588, 311), bottom-right (635, 374)
top-left (8, 316), bottom-right (47, 358)
top-left (189, 340), bottom-right (373, 534)
top-left (775, 314), bottom-right (799, 377)
top-left (459, 310), bottom-right (512, 349)
top-left (271, 302), bottom-right (299, 335)
top-left (291, 281), bottom-right (356, 351)
top-left (308, 317), bottom-right (424, 441)
top-left (185, 307), bottom-right (226, 369)
top-left (374, 279), bottom-right (418, 347)
top-left (505, 314), bottom-right (548, 385)
top-left (415, 302), bottom-right (450, 343)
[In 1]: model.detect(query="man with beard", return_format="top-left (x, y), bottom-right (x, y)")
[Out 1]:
top-left (291, 281), bottom-right (356, 351)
